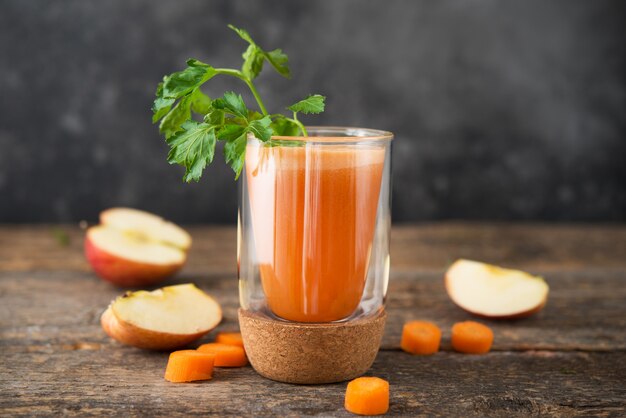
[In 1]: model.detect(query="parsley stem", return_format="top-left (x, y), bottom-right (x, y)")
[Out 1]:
top-left (215, 68), bottom-right (268, 116)
top-left (288, 113), bottom-right (308, 137)
top-left (243, 78), bottom-right (268, 116)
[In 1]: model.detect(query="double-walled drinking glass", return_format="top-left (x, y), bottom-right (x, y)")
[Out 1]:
top-left (238, 127), bottom-right (393, 323)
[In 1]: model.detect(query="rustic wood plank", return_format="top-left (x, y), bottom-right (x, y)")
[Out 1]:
top-left (1, 223), bottom-right (625, 273)
top-left (1, 348), bottom-right (624, 417)
top-left (1, 268), bottom-right (625, 353)
top-left (384, 269), bottom-right (626, 351)
top-left (0, 225), bottom-right (237, 274)
top-left (391, 223), bottom-right (626, 272)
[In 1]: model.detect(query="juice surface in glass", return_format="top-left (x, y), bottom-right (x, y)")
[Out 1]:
top-left (245, 141), bottom-right (385, 322)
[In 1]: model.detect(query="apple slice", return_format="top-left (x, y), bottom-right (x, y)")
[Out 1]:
top-left (85, 208), bottom-right (191, 287)
top-left (445, 259), bottom-right (549, 319)
top-left (100, 208), bottom-right (191, 251)
top-left (101, 283), bottom-right (222, 350)
top-left (85, 226), bottom-right (186, 287)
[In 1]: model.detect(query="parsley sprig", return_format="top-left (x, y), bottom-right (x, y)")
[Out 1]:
top-left (152, 25), bottom-right (326, 181)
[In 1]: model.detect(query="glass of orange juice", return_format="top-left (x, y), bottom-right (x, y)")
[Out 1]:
top-left (239, 127), bottom-right (393, 323)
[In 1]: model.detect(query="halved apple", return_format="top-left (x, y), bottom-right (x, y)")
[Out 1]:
top-left (101, 283), bottom-right (222, 350)
top-left (85, 208), bottom-right (191, 287)
top-left (445, 259), bottom-right (549, 319)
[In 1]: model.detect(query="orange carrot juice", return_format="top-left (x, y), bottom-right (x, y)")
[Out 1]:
top-left (245, 141), bottom-right (385, 322)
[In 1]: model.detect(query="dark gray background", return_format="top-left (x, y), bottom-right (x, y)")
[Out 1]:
top-left (1, 0), bottom-right (624, 223)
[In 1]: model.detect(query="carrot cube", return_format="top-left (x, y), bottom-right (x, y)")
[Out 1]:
top-left (451, 321), bottom-right (494, 354)
top-left (164, 350), bottom-right (215, 383)
top-left (345, 376), bottom-right (389, 415)
top-left (197, 343), bottom-right (248, 367)
top-left (216, 332), bottom-right (244, 348)
top-left (400, 320), bottom-right (441, 355)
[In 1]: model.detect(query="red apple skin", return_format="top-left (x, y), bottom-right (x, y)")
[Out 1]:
top-left (85, 236), bottom-right (183, 287)
top-left (444, 274), bottom-right (548, 320)
top-left (101, 307), bottom-right (211, 351)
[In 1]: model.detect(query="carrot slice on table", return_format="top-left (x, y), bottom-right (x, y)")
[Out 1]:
top-left (216, 332), bottom-right (244, 348)
top-left (197, 343), bottom-right (248, 367)
top-left (345, 376), bottom-right (389, 416)
top-left (164, 350), bottom-right (215, 383)
top-left (400, 321), bottom-right (441, 355)
top-left (451, 321), bottom-right (494, 354)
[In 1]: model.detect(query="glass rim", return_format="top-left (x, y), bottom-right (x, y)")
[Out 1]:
top-left (266, 126), bottom-right (394, 143)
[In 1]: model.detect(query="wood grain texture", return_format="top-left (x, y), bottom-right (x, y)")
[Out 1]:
top-left (1, 224), bottom-right (625, 416)
top-left (2, 223), bottom-right (625, 273)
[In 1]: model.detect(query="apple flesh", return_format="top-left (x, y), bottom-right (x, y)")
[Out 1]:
top-left (100, 207), bottom-right (191, 251)
top-left (445, 259), bottom-right (549, 319)
top-left (101, 283), bottom-right (222, 350)
top-left (85, 208), bottom-right (191, 287)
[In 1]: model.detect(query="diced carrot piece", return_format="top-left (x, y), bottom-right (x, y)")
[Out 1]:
top-left (197, 343), bottom-right (248, 367)
top-left (345, 377), bottom-right (389, 415)
top-left (216, 332), bottom-right (244, 348)
top-left (164, 350), bottom-right (215, 383)
top-left (451, 321), bottom-right (494, 354)
top-left (400, 321), bottom-right (441, 355)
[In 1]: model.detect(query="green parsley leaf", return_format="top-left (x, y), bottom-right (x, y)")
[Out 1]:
top-left (155, 81), bottom-right (164, 97)
top-left (191, 89), bottom-right (212, 114)
top-left (152, 97), bottom-right (175, 123)
top-left (152, 82), bottom-right (176, 123)
top-left (288, 94), bottom-right (326, 115)
top-left (212, 93), bottom-right (273, 177)
top-left (212, 91), bottom-right (248, 119)
top-left (229, 110), bottom-right (263, 128)
top-left (265, 49), bottom-right (290, 78)
top-left (159, 93), bottom-right (193, 139)
top-left (271, 117), bottom-right (301, 136)
top-left (186, 58), bottom-right (211, 68)
top-left (223, 133), bottom-right (248, 179)
top-left (217, 115), bottom-right (272, 177)
top-left (166, 121), bottom-right (217, 182)
top-left (217, 124), bottom-right (246, 142)
top-left (242, 45), bottom-right (265, 80)
top-left (248, 116), bottom-right (273, 142)
top-left (162, 60), bottom-right (216, 99)
top-left (228, 24), bottom-right (255, 44)
top-left (228, 24), bottom-right (291, 79)
top-left (247, 110), bottom-right (263, 121)
top-left (204, 106), bottom-right (224, 126)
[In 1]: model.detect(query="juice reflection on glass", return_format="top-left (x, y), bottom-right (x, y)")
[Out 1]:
top-left (245, 140), bottom-right (385, 322)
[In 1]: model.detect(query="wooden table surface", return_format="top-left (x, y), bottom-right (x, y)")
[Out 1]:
top-left (1, 223), bottom-right (625, 417)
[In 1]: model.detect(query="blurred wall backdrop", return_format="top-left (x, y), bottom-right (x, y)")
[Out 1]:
top-left (0, 0), bottom-right (624, 223)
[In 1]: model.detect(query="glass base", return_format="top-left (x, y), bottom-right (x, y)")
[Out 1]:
top-left (252, 301), bottom-right (384, 325)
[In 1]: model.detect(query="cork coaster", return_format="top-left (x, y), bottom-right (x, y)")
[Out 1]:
top-left (239, 308), bottom-right (386, 384)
